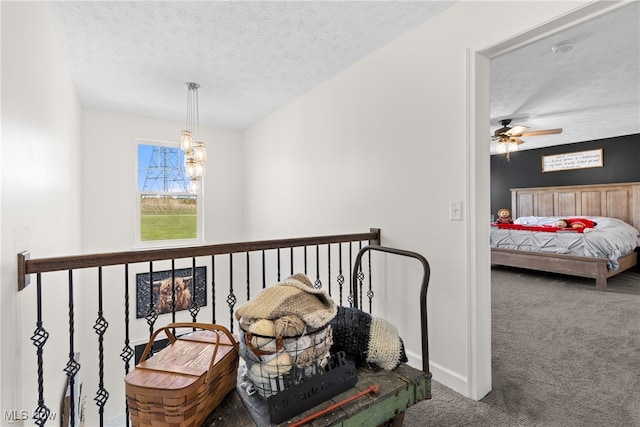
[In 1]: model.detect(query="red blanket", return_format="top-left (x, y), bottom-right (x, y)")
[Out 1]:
top-left (496, 223), bottom-right (584, 233)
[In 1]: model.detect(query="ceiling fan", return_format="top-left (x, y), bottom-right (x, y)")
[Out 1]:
top-left (492, 119), bottom-right (563, 160)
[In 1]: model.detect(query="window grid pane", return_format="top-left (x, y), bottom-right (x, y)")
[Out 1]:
top-left (138, 143), bottom-right (200, 242)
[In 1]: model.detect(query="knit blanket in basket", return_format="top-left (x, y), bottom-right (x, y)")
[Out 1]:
top-left (330, 306), bottom-right (407, 370)
top-left (235, 273), bottom-right (337, 329)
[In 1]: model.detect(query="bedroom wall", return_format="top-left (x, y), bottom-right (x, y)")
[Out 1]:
top-left (242, 0), bottom-right (590, 399)
top-left (491, 133), bottom-right (640, 216)
top-left (1, 0), bottom-right (83, 420)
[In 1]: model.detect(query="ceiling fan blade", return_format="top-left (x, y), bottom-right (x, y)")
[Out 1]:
top-left (505, 125), bottom-right (528, 136)
top-left (519, 128), bottom-right (563, 137)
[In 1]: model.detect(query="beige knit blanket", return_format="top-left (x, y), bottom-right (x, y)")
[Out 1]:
top-left (235, 273), bottom-right (337, 330)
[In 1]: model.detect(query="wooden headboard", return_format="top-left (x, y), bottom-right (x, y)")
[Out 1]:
top-left (511, 182), bottom-right (640, 231)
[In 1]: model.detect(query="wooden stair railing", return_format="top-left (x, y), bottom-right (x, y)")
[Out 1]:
top-left (15, 228), bottom-right (380, 427)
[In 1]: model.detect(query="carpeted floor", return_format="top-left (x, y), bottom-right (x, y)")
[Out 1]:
top-left (403, 267), bottom-right (640, 427)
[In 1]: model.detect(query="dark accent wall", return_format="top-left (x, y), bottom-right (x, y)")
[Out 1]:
top-left (490, 134), bottom-right (640, 218)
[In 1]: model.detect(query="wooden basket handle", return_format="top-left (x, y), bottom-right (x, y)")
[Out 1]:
top-left (139, 322), bottom-right (239, 384)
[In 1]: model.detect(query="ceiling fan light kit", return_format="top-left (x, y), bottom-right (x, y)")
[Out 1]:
top-left (492, 118), bottom-right (563, 161)
top-left (496, 140), bottom-right (520, 154)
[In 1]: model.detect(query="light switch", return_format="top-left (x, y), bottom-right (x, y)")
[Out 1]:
top-left (450, 201), bottom-right (463, 221)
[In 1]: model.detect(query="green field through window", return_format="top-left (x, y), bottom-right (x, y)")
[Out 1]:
top-left (140, 195), bottom-right (197, 241)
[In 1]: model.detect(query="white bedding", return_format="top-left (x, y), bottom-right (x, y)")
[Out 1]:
top-left (490, 216), bottom-right (640, 270)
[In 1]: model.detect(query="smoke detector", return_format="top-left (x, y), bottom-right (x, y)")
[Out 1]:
top-left (551, 40), bottom-right (575, 54)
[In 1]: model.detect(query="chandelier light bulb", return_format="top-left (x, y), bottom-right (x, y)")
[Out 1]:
top-left (180, 130), bottom-right (193, 151)
top-left (193, 141), bottom-right (207, 162)
top-left (195, 161), bottom-right (206, 177)
top-left (185, 157), bottom-right (197, 178)
top-left (188, 178), bottom-right (201, 194)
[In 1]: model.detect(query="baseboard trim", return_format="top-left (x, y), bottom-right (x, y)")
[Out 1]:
top-left (406, 350), bottom-right (470, 399)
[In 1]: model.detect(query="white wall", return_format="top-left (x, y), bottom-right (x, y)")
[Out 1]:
top-left (243, 0), bottom-right (590, 398)
top-left (1, 1), bottom-right (82, 423)
top-left (81, 109), bottom-right (244, 252)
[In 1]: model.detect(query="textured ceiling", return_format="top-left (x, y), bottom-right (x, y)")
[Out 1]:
top-left (48, 0), bottom-right (454, 130)
top-left (490, 1), bottom-right (639, 152)
top-left (48, 1), bottom-right (639, 152)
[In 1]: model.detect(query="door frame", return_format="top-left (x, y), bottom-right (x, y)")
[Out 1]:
top-left (466, 0), bottom-right (630, 400)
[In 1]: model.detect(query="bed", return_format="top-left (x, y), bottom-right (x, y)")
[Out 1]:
top-left (491, 182), bottom-right (640, 290)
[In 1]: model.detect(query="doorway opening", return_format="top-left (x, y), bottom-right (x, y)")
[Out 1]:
top-left (468, 1), bottom-right (632, 401)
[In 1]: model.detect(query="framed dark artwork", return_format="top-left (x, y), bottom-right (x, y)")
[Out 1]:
top-left (136, 266), bottom-right (207, 318)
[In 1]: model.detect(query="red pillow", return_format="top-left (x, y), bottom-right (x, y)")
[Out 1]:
top-left (566, 218), bottom-right (597, 229)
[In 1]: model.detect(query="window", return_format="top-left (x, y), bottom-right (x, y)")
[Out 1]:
top-left (137, 141), bottom-right (202, 245)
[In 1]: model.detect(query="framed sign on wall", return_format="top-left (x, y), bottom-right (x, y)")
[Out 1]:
top-left (542, 148), bottom-right (603, 172)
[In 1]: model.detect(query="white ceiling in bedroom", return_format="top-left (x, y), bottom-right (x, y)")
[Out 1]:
top-left (47, 1), bottom-right (639, 152)
top-left (490, 1), bottom-right (639, 153)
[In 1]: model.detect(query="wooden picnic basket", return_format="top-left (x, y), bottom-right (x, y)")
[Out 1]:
top-left (125, 322), bottom-right (239, 427)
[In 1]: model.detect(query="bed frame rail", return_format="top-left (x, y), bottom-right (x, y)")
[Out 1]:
top-left (492, 182), bottom-right (640, 290)
top-left (492, 248), bottom-right (638, 291)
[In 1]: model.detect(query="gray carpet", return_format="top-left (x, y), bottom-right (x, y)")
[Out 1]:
top-left (404, 267), bottom-right (640, 427)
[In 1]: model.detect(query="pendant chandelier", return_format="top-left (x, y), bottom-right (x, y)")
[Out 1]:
top-left (180, 82), bottom-right (206, 193)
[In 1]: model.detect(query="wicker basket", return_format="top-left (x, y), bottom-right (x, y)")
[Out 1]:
top-left (125, 322), bottom-right (239, 427)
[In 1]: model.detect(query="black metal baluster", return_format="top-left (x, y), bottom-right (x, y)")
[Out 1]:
top-left (32, 273), bottom-right (50, 426)
top-left (145, 262), bottom-right (157, 340)
top-left (171, 260), bottom-right (176, 324)
top-left (347, 243), bottom-right (354, 306)
top-left (314, 245), bottom-right (322, 289)
top-left (337, 244), bottom-right (345, 306)
top-left (94, 267), bottom-right (109, 425)
top-left (304, 246), bottom-right (308, 275)
top-left (227, 254), bottom-right (237, 333)
top-left (357, 241), bottom-right (364, 309)
top-left (261, 250), bottom-right (266, 289)
top-left (277, 249), bottom-right (281, 281)
top-left (246, 252), bottom-right (251, 301)
top-left (64, 270), bottom-right (80, 427)
top-left (120, 265), bottom-right (133, 427)
top-left (327, 245), bottom-right (332, 296)
top-left (189, 257), bottom-right (200, 322)
top-left (290, 247), bottom-right (294, 275)
top-left (367, 250), bottom-right (374, 313)
top-left (211, 255), bottom-right (216, 324)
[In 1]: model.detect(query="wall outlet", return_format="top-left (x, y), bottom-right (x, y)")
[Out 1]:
top-left (449, 201), bottom-right (463, 221)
